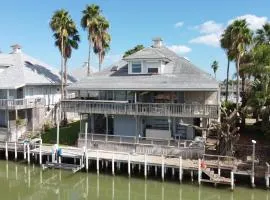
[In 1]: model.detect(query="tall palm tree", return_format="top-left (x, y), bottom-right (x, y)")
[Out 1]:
top-left (81, 4), bottom-right (101, 76)
top-left (220, 25), bottom-right (235, 102)
top-left (54, 27), bottom-right (80, 97)
top-left (92, 15), bottom-right (111, 71)
top-left (211, 60), bottom-right (219, 78)
top-left (50, 9), bottom-right (73, 100)
top-left (230, 19), bottom-right (252, 109)
top-left (255, 23), bottom-right (270, 46)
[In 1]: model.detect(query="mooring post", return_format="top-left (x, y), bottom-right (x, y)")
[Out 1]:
top-left (86, 152), bottom-right (89, 172)
top-left (179, 156), bottom-right (183, 183)
top-left (23, 143), bottom-right (26, 160)
top-left (266, 176), bottom-right (269, 189)
top-left (128, 154), bottom-right (131, 177)
top-left (218, 168), bottom-right (221, 176)
top-left (5, 142), bottom-right (8, 160)
top-left (155, 166), bottom-right (158, 176)
top-left (15, 142), bottom-right (17, 161)
top-left (231, 171), bottom-right (234, 191)
top-left (251, 175), bottom-right (255, 188)
top-left (139, 164), bottom-right (141, 173)
top-left (161, 155), bottom-right (165, 181)
top-left (198, 159), bottom-right (201, 185)
top-left (39, 140), bottom-right (42, 165)
top-left (96, 151), bottom-right (99, 175)
top-left (112, 153), bottom-right (115, 175)
top-left (144, 154), bottom-right (147, 179)
top-left (191, 170), bottom-right (194, 182)
top-left (27, 143), bottom-right (30, 164)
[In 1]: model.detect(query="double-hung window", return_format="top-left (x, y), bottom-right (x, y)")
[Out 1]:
top-left (132, 62), bottom-right (142, 73)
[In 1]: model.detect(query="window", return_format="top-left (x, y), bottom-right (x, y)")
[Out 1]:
top-left (132, 62), bottom-right (141, 73)
top-left (148, 68), bottom-right (158, 74)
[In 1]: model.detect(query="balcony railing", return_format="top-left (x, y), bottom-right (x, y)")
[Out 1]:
top-left (0, 98), bottom-right (45, 110)
top-left (61, 100), bottom-right (219, 118)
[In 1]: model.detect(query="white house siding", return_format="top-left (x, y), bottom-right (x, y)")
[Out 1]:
top-left (113, 115), bottom-right (136, 136)
top-left (184, 91), bottom-right (217, 105)
top-left (24, 85), bottom-right (61, 106)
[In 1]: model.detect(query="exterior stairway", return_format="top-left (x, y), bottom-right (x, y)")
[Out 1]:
top-left (202, 168), bottom-right (231, 184)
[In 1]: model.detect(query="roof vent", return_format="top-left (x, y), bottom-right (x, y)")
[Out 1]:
top-left (152, 37), bottom-right (163, 48)
top-left (11, 44), bottom-right (22, 54)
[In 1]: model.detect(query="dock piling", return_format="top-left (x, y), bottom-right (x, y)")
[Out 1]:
top-left (112, 153), bottom-right (115, 175)
top-left (39, 141), bottom-right (42, 165)
top-left (96, 151), bottom-right (99, 175)
top-left (179, 156), bottom-right (183, 183)
top-left (266, 176), bottom-right (269, 188)
top-left (15, 142), bottom-right (17, 161)
top-left (27, 143), bottom-right (30, 164)
top-left (144, 154), bottom-right (147, 178)
top-left (23, 143), bottom-right (26, 159)
top-left (231, 171), bottom-right (234, 190)
top-left (128, 154), bottom-right (131, 177)
top-left (5, 142), bottom-right (8, 160)
top-left (161, 155), bottom-right (165, 181)
top-left (198, 159), bottom-right (201, 185)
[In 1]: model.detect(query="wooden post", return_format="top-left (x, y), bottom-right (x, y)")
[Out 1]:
top-left (86, 152), bottom-right (88, 172)
top-left (161, 155), bottom-right (165, 181)
top-left (231, 171), bottom-right (234, 190)
top-left (179, 156), bottom-right (183, 183)
top-left (96, 151), bottom-right (99, 175)
top-left (56, 112), bottom-right (60, 146)
top-left (39, 140), bottom-right (42, 165)
top-left (15, 142), bottom-right (17, 161)
top-left (172, 168), bottom-right (175, 177)
top-left (191, 170), bottom-right (194, 182)
top-left (155, 166), bottom-right (158, 176)
top-left (24, 143), bottom-right (26, 159)
top-left (128, 154), bottom-right (131, 177)
top-left (5, 142), bottom-right (8, 160)
top-left (144, 154), bottom-right (147, 179)
top-left (198, 159), bottom-right (201, 185)
top-left (251, 175), bottom-right (255, 188)
top-left (112, 153), bottom-right (115, 175)
top-left (27, 143), bottom-right (30, 164)
top-left (266, 176), bottom-right (269, 188)
top-left (105, 114), bottom-right (108, 142)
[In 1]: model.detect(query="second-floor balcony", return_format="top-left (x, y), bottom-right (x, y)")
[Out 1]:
top-left (0, 98), bottom-right (45, 110)
top-left (61, 100), bottom-right (219, 119)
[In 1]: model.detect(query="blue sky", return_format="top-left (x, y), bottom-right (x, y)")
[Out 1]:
top-left (0, 0), bottom-right (269, 80)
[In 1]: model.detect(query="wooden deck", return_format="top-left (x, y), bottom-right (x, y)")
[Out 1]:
top-left (61, 100), bottom-right (219, 119)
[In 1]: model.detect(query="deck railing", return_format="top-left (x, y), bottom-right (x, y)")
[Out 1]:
top-left (0, 98), bottom-right (45, 109)
top-left (61, 100), bottom-right (219, 118)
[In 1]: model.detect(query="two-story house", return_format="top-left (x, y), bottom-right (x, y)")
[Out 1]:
top-left (63, 38), bottom-right (220, 141)
top-left (0, 44), bottom-right (76, 141)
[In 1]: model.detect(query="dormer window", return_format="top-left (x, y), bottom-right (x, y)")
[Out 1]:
top-left (132, 62), bottom-right (142, 73)
top-left (148, 68), bottom-right (158, 74)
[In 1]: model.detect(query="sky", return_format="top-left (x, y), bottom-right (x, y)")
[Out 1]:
top-left (0, 0), bottom-right (269, 81)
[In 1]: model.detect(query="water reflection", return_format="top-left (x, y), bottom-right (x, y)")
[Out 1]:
top-left (1, 161), bottom-right (270, 200)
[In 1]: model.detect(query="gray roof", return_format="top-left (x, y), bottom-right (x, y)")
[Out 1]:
top-left (69, 46), bottom-right (219, 91)
top-left (0, 50), bottom-right (76, 89)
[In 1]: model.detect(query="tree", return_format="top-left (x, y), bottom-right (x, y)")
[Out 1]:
top-left (92, 15), bottom-right (111, 72)
top-left (81, 4), bottom-right (101, 76)
top-left (53, 28), bottom-right (80, 97)
top-left (50, 9), bottom-right (73, 100)
top-left (255, 23), bottom-right (270, 46)
top-left (123, 45), bottom-right (144, 58)
top-left (230, 19), bottom-right (252, 110)
top-left (211, 60), bottom-right (219, 78)
top-left (220, 25), bottom-right (234, 102)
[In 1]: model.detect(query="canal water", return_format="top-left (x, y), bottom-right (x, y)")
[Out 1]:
top-left (0, 161), bottom-right (269, 200)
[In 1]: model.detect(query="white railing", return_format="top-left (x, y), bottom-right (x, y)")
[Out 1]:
top-left (61, 100), bottom-right (219, 118)
top-left (0, 98), bottom-right (45, 109)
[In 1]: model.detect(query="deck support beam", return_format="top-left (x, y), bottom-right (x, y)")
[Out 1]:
top-left (39, 141), bottom-right (42, 165)
top-left (96, 151), bottom-right (99, 175)
top-left (198, 159), bottom-right (201, 185)
top-left (112, 153), bottom-right (115, 175)
top-left (161, 155), bottom-right (165, 181)
top-left (231, 171), bottom-right (234, 190)
top-left (15, 142), bottom-right (17, 161)
top-left (27, 143), bottom-right (30, 164)
top-left (179, 156), bottom-right (183, 183)
top-left (5, 142), bottom-right (8, 160)
top-left (128, 154), bottom-right (131, 177)
top-left (266, 176), bottom-right (269, 188)
top-left (144, 154), bottom-right (147, 179)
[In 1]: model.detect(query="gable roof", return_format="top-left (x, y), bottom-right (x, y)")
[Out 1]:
top-left (69, 45), bottom-right (219, 91)
top-left (0, 50), bottom-right (76, 89)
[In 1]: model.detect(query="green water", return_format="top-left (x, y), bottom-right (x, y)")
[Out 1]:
top-left (0, 161), bottom-right (269, 200)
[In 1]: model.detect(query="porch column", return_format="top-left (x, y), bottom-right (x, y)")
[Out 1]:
top-left (91, 114), bottom-right (95, 133)
top-left (217, 89), bottom-right (221, 122)
top-left (105, 114), bottom-right (108, 142)
top-left (134, 92), bottom-right (137, 103)
top-left (172, 118), bottom-right (176, 138)
top-left (6, 110), bottom-right (10, 131)
top-left (135, 115), bottom-right (138, 142)
top-left (79, 114), bottom-right (82, 133)
top-left (168, 118), bottom-right (171, 137)
top-left (32, 109), bottom-right (34, 132)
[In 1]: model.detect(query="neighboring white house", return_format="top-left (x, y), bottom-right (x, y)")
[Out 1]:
top-left (63, 38), bottom-right (220, 141)
top-left (0, 44), bottom-right (76, 141)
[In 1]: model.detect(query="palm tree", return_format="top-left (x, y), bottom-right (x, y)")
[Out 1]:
top-left (211, 60), bottom-right (219, 78)
top-left (54, 27), bottom-right (80, 97)
top-left (92, 15), bottom-right (111, 71)
top-left (255, 23), bottom-right (270, 45)
top-left (50, 9), bottom-right (73, 100)
top-left (81, 4), bottom-right (101, 76)
top-left (220, 25), bottom-right (235, 102)
top-left (230, 19), bottom-right (252, 109)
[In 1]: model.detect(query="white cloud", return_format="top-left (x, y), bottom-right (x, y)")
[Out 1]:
top-left (168, 45), bottom-right (191, 54)
top-left (174, 21), bottom-right (184, 28)
top-left (228, 14), bottom-right (268, 30)
top-left (195, 20), bottom-right (224, 34)
top-left (189, 33), bottom-right (220, 47)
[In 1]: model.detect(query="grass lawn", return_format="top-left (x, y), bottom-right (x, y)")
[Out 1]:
top-left (41, 121), bottom-right (80, 146)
